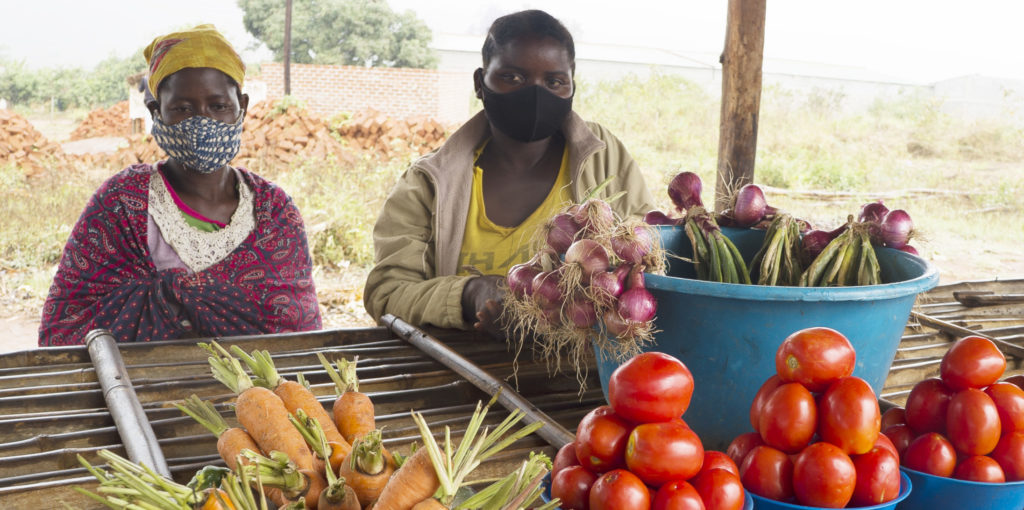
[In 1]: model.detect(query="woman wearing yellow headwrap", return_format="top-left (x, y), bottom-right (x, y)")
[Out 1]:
top-left (39, 25), bottom-right (322, 346)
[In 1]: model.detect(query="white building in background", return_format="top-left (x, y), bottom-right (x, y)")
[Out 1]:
top-left (430, 33), bottom-right (1024, 125)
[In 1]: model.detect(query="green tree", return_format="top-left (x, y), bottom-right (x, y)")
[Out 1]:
top-left (238, 0), bottom-right (437, 68)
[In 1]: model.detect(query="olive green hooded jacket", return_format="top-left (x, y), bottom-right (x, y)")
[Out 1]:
top-left (363, 110), bottom-right (657, 329)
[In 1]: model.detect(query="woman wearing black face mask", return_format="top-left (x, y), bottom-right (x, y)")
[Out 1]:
top-left (364, 10), bottom-right (655, 339)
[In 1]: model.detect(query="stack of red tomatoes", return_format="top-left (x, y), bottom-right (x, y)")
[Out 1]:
top-left (550, 352), bottom-right (746, 509)
top-left (881, 335), bottom-right (1024, 482)
top-left (726, 327), bottom-right (900, 508)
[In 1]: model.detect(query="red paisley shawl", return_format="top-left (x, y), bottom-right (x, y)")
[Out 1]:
top-left (39, 164), bottom-right (321, 346)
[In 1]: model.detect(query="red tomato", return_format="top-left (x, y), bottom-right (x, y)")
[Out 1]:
top-left (792, 442), bottom-right (856, 508)
top-left (608, 351), bottom-right (694, 423)
top-left (651, 480), bottom-right (705, 510)
top-left (850, 447), bottom-right (901, 506)
top-left (552, 465), bottom-right (598, 510)
top-left (690, 468), bottom-right (745, 510)
top-left (990, 430), bottom-right (1024, 481)
top-left (946, 388), bottom-right (1001, 456)
top-left (625, 418), bottom-right (704, 487)
top-left (575, 406), bottom-right (631, 472)
top-left (758, 382), bottom-right (817, 453)
top-left (739, 445), bottom-right (794, 501)
top-left (882, 424), bottom-right (914, 460)
top-left (700, 450), bottom-right (740, 477)
top-left (817, 376), bottom-right (881, 455)
top-left (750, 375), bottom-right (783, 432)
top-left (902, 432), bottom-right (956, 477)
top-left (880, 407), bottom-right (906, 430)
top-left (985, 382), bottom-right (1024, 434)
top-left (553, 442), bottom-right (581, 478)
top-left (726, 432), bottom-right (765, 466)
top-left (1005, 374), bottom-right (1024, 391)
top-left (940, 335), bottom-right (1006, 390)
top-left (904, 378), bottom-right (954, 435)
top-left (775, 327), bottom-right (855, 392)
top-left (873, 433), bottom-right (899, 460)
top-left (589, 469), bottom-right (651, 510)
top-left (953, 455), bottom-right (1006, 483)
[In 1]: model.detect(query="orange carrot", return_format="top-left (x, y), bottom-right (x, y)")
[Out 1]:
top-left (234, 346), bottom-right (351, 453)
top-left (338, 429), bottom-right (395, 506)
top-left (372, 447), bottom-right (440, 510)
top-left (175, 395), bottom-right (261, 471)
top-left (410, 499), bottom-right (447, 510)
top-left (319, 354), bottom-right (376, 444)
top-left (199, 488), bottom-right (237, 510)
top-left (203, 342), bottom-right (315, 472)
top-left (317, 477), bottom-right (361, 510)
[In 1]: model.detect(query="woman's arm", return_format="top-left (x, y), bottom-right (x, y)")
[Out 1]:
top-left (363, 169), bottom-right (472, 329)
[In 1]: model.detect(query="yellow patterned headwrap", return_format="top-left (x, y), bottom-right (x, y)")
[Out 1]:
top-left (144, 24), bottom-right (245, 98)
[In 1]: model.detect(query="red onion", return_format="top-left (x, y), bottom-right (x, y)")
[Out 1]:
top-left (880, 209), bottom-right (914, 249)
top-left (668, 171), bottom-right (704, 211)
top-left (540, 302), bottom-right (562, 325)
top-left (590, 270), bottom-right (624, 300)
top-left (507, 263), bottom-right (541, 298)
top-left (716, 209), bottom-right (738, 228)
top-left (603, 309), bottom-right (631, 338)
top-left (733, 184), bottom-right (767, 227)
top-left (801, 229), bottom-right (835, 260)
top-left (565, 239), bottom-right (610, 280)
top-left (858, 200), bottom-right (889, 224)
top-left (531, 270), bottom-right (563, 304)
top-left (565, 297), bottom-right (598, 328)
top-left (898, 244), bottom-right (920, 256)
top-left (610, 262), bottom-right (626, 286)
top-left (545, 213), bottom-right (582, 254)
top-left (618, 287), bottom-right (656, 323)
top-left (611, 225), bottom-right (654, 264)
top-left (644, 210), bottom-right (680, 226)
top-left (573, 199), bottom-right (616, 234)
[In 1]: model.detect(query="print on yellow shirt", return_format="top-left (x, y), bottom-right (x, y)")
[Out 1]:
top-left (457, 143), bottom-right (571, 276)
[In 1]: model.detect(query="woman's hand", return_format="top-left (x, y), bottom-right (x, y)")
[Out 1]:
top-left (461, 275), bottom-right (507, 340)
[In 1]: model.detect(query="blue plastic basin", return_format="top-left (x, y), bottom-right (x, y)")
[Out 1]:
top-left (595, 226), bottom-right (939, 450)
top-left (897, 467), bottom-right (1024, 510)
top-left (750, 471), bottom-right (911, 509)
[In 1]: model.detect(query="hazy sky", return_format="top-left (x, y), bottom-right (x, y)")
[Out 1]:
top-left (2, 0), bottom-right (1023, 84)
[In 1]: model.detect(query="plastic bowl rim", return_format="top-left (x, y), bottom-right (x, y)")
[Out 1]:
top-left (646, 249), bottom-right (939, 302)
top-left (900, 465), bottom-right (1024, 487)
top-left (747, 470), bottom-right (912, 509)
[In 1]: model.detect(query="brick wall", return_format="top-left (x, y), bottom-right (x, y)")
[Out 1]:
top-left (259, 63), bottom-right (472, 124)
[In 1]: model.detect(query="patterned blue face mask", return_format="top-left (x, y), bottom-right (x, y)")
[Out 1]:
top-left (151, 112), bottom-right (244, 174)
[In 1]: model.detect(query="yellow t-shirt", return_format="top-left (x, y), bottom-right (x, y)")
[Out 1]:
top-left (457, 143), bottom-right (572, 276)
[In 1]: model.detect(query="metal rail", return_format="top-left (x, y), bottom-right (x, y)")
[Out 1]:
top-left (910, 311), bottom-right (1024, 359)
top-left (85, 329), bottom-right (171, 478)
top-left (383, 314), bottom-right (576, 448)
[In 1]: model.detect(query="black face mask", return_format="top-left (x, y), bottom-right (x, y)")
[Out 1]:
top-left (479, 81), bottom-right (574, 142)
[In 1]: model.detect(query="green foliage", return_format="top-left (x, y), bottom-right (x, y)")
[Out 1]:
top-left (0, 48), bottom-right (146, 109)
top-left (238, 0), bottom-right (437, 68)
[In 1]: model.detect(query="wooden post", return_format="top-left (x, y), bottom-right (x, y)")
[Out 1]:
top-left (715, 0), bottom-right (766, 212)
top-left (284, 0), bottom-right (292, 96)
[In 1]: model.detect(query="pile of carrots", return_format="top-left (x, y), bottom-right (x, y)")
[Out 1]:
top-left (110, 342), bottom-right (555, 510)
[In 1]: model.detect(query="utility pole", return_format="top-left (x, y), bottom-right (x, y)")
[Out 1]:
top-left (715, 0), bottom-right (766, 212)
top-left (284, 0), bottom-right (292, 96)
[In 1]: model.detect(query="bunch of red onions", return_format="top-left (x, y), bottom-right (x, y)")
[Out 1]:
top-left (801, 200), bottom-right (919, 262)
top-left (505, 200), bottom-right (663, 374)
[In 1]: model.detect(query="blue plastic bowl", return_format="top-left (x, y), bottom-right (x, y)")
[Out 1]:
top-left (595, 226), bottom-right (939, 450)
top-left (750, 471), bottom-right (911, 509)
top-left (541, 474), bottom-right (755, 508)
top-left (897, 466), bottom-right (1024, 510)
